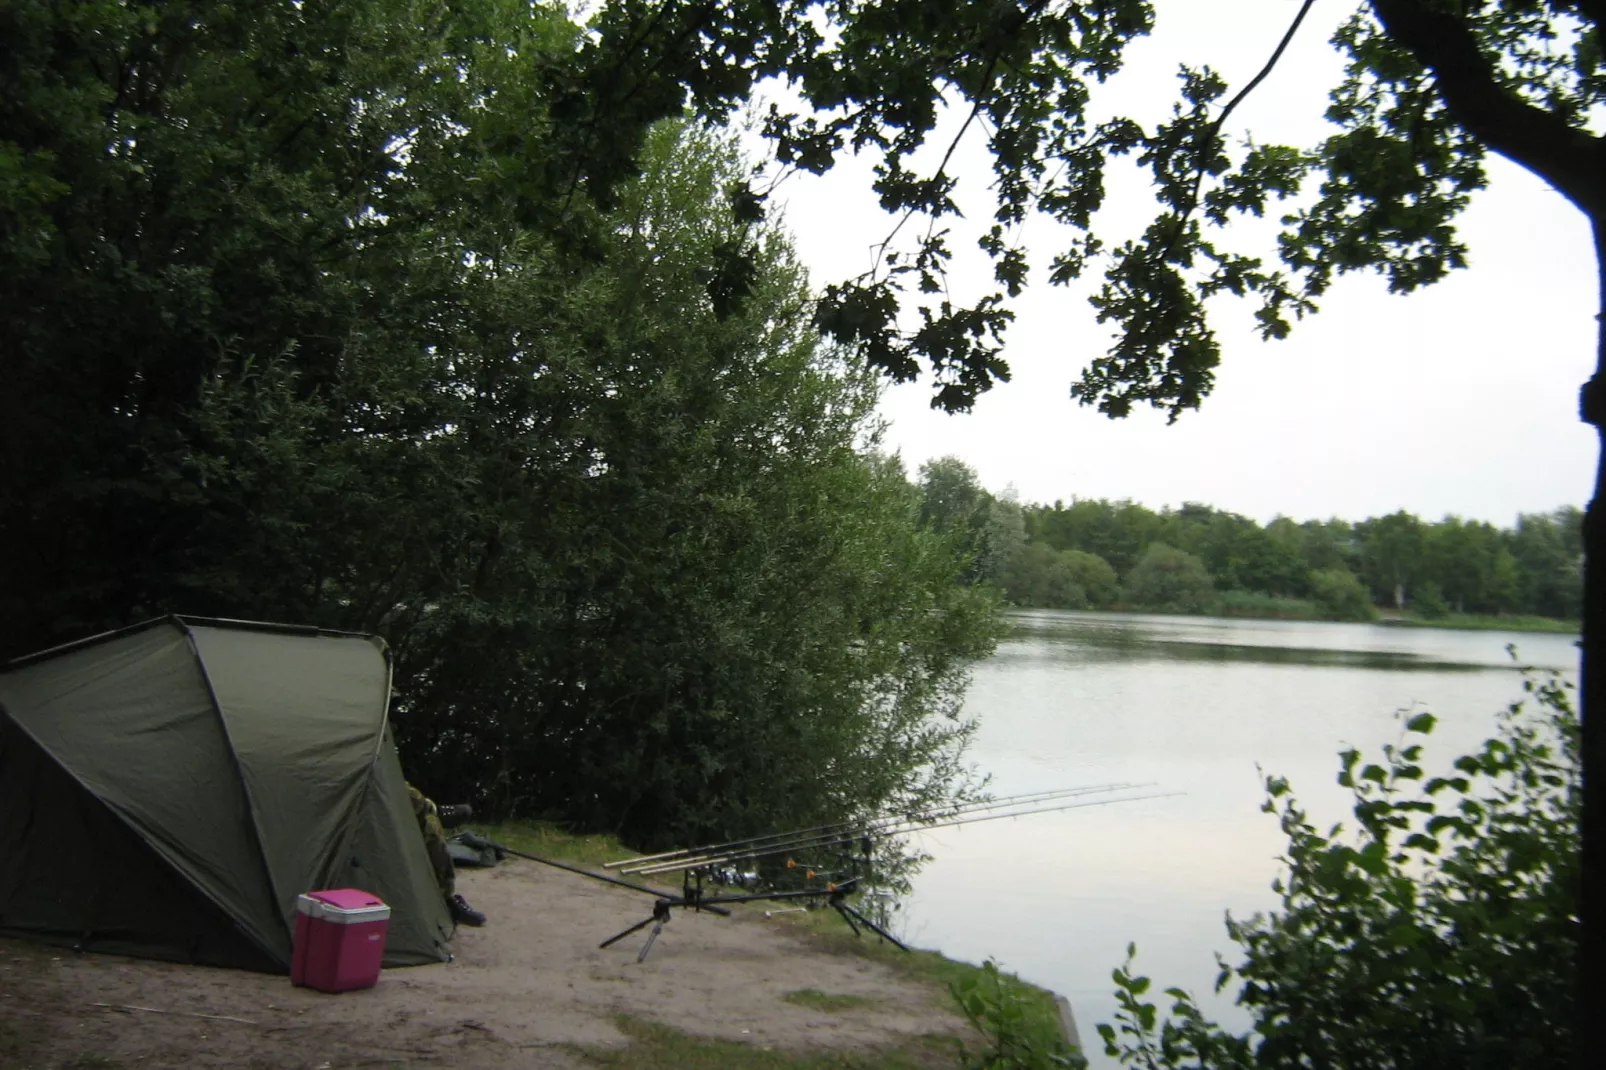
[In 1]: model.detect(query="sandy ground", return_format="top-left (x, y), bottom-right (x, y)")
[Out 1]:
top-left (0, 863), bottom-right (973, 1069)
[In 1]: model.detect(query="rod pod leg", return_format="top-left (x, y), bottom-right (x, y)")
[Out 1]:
top-left (601, 898), bottom-right (674, 952)
top-left (637, 914), bottom-right (668, 962)
top-left (836, 901), bottom-right (910, 952)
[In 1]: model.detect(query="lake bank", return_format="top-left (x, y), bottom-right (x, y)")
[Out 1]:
top-left (0, 831), bottom-right (1077, 1070)
top-left (1059, 602), bottom-right (1580, 635)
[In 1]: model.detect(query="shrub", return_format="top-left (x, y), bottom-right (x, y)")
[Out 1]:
top-left (1000, 544), bottom-right (1089, 609)
top-left (1125, 543), bottom-right (1214, 613)
top-left (1308, 568), bottom-right (1376, 621)
top-left (1061, 550), bottom-right (1120, 607)
top-left (1098, 667), bottom-right (1579, 1068)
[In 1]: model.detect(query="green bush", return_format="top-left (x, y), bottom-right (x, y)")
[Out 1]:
top-left (1308, 568), bottom-right (1376, 622)
top-left (1097, 669), bottom-right (1579, 1068)
top-left (1061, 550), bottom-right (1120, 607)
top-left (1124, 543), bottom-right (1214, 613)
top-left (951, 959), bottom-right (1086, 1069)
top-left (1413, 581), bottom-right (1451, 619)
top-left (999, 544), bottom-right (1089, 609)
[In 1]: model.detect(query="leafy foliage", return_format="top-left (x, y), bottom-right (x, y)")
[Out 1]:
top-left (1308, 567), bottom-right (1376, 622)
top-left (1124, 543), bottom-right (1215, 613)
top-left (1016, 495), bottom-right (1579, 621)
top-left (952, 959), bottom-right (1087, 1070)
top-left (501, 1), bottom-right (1606, 419)
top-left (1096, 669), bottom-right (1580, 1068)
top-left (0, 2), bottom-right (1003, 850)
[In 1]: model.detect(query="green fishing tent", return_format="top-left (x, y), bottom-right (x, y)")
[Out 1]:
top-left (0, 616), bottom-right (452, 971)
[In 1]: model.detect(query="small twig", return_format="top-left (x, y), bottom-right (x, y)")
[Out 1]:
top-left (91, 1002), bottom-right (257, 1026)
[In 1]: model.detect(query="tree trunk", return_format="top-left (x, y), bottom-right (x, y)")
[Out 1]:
top-left (1580, 215), bottom-right (1606, 1064)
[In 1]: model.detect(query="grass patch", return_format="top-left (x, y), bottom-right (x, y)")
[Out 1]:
top-left (469, 821), bottom-right (635, 867)
top-left (577, 1015), bottom-right (959, 1069)
top-left (1382, 612), bottom-right (1580, 635)
top-left (760, 906), bottom-right (1065, 1042)
top-left (1211, 590), bottom-right (1329, 621)
top-left (59, 1058), bottom-right (122, 1070)
top-left (781, 989), bottom-right (875, 1012)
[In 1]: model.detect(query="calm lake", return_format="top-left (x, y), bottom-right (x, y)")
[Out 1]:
top-left (896, 610), bottom-right (1580, 1063)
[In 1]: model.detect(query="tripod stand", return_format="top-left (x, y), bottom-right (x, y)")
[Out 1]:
top-left (596, 876), bottom-right (910, 962)
top-left (599, 897), bottom-right (680, 962)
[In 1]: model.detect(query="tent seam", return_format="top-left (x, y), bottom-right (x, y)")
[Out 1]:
top-left (175, 616), bottom-right (290, 961)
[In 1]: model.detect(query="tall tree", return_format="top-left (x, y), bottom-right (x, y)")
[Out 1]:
top-left (0, 3), bottom-right (1002, 851)
top-left (1360, 510), bottom-right (1428, 610)
top-left (534, 6), bottom-right (1600, 1032)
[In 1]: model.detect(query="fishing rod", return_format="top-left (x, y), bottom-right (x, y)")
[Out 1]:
top-left (626, 789), bottom-right (1178, 878)
top-left (602, 782), bottom-right (1147, 872)
top-left (453, 832), bottom-right (733, 916)
top-left (619, 784), bottom-right (1149, 873)
top-left (613, 783), bottom-right (1151, 876)
top-left (622, 785), bottom-right (1162, 876)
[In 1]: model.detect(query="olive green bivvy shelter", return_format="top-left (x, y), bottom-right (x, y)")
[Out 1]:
top-left (0, 617), bottom-right (452, 971)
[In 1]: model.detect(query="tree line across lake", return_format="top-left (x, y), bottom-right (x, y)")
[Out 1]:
top-left (916, 458), bottom-right (1584, 625)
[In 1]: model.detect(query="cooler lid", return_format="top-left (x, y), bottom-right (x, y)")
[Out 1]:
top-left (298, 888), bottom-right (392, 923)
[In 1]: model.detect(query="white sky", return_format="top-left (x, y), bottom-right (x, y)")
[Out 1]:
top-left (768, 0), bottom-right (1599, 527)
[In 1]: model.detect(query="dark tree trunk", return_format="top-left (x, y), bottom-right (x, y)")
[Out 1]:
top-left (1580, 216), bottom-right (1606, 1064)
top-left (1358, 9), bottom-right (1605, 1059)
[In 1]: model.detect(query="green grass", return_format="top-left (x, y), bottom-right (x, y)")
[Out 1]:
top-left (759, 906), bottom-right (1064, 1036)
top-left (1381, 612), bottom-right (1580, 634)
top-left (782, 989), bottom-right (876, 1012)
top-left (470, 821), bottom-right (635, 867)
top-left (576, 1015), bottom-right (960, 1069)
top-left (1080, 603), bottom-right (1578, 634)
top-left (1210, 590), bottom-right (1330, 621)
top-left (59, 1058), bottom-right (122, 1070)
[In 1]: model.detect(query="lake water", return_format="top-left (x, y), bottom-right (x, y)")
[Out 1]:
top-left (896, 610), bottom-right (1580, 1063)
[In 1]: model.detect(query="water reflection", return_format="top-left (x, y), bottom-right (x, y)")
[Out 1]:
top-left (1002, 609), bottom-right (1575, 673)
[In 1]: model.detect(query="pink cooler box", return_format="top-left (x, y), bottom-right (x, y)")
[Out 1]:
top-left (291, 888), bottom-right (390, 993)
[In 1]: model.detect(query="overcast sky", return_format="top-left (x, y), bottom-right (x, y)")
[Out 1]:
top-left (768, 0), bottom-right (1598, 527)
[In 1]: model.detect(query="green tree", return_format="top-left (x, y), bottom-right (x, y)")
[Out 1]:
top-left (1297, 519), bottom-right (1363, 575)
top-left (1510, 509), bottom-right (1586, 620)
top-left (0, 3), bottom-right (1004, 850)
top-left (920, 457), bottom-right (991, 535)
top-left (527, 6), bottom-right (1604, 1008)
top-left (1359, 510), bottom-right (1426, 611)
top-left (1000, 543), bottom-right (1091, 610)
top-left (1309, 567), bottom-right (1376, 622)
top-left (1062, 549), bottom-right (1122, 608)
top-left (1422, 516), bottom-right (1516, 614)
top-left (1125, 542), bottom-right (1215, 613)
top-left (1027, 498), bottom-right (1164, 577)
top-left (979, 497), bottom-right (1030, 587)
top-left (9, 0), bottom-right (1604, 1005)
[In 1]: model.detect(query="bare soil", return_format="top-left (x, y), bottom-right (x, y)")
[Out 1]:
top-left (0, 862), bottom-right (972, 1069)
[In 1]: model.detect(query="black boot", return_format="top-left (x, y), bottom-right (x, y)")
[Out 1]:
top-left (449, 894), bottom-right (487, 927)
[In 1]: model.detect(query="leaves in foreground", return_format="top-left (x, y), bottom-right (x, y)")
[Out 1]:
top-left (1097, 664), bottom-right (1578, 1069)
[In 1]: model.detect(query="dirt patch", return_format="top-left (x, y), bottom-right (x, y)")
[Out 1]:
top-left (0, 863), bottom-right (970, 1068)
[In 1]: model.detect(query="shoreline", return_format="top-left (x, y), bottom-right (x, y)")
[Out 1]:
top-left (1011, 605), bottom-right (1579, 636)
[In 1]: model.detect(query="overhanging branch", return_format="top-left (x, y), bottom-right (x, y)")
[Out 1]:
top-left (1368, 0), bottom-right (1606, 219)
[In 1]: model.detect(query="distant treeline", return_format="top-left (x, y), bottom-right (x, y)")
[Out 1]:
top-left (916, 459), bottom-right (1584, 623)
